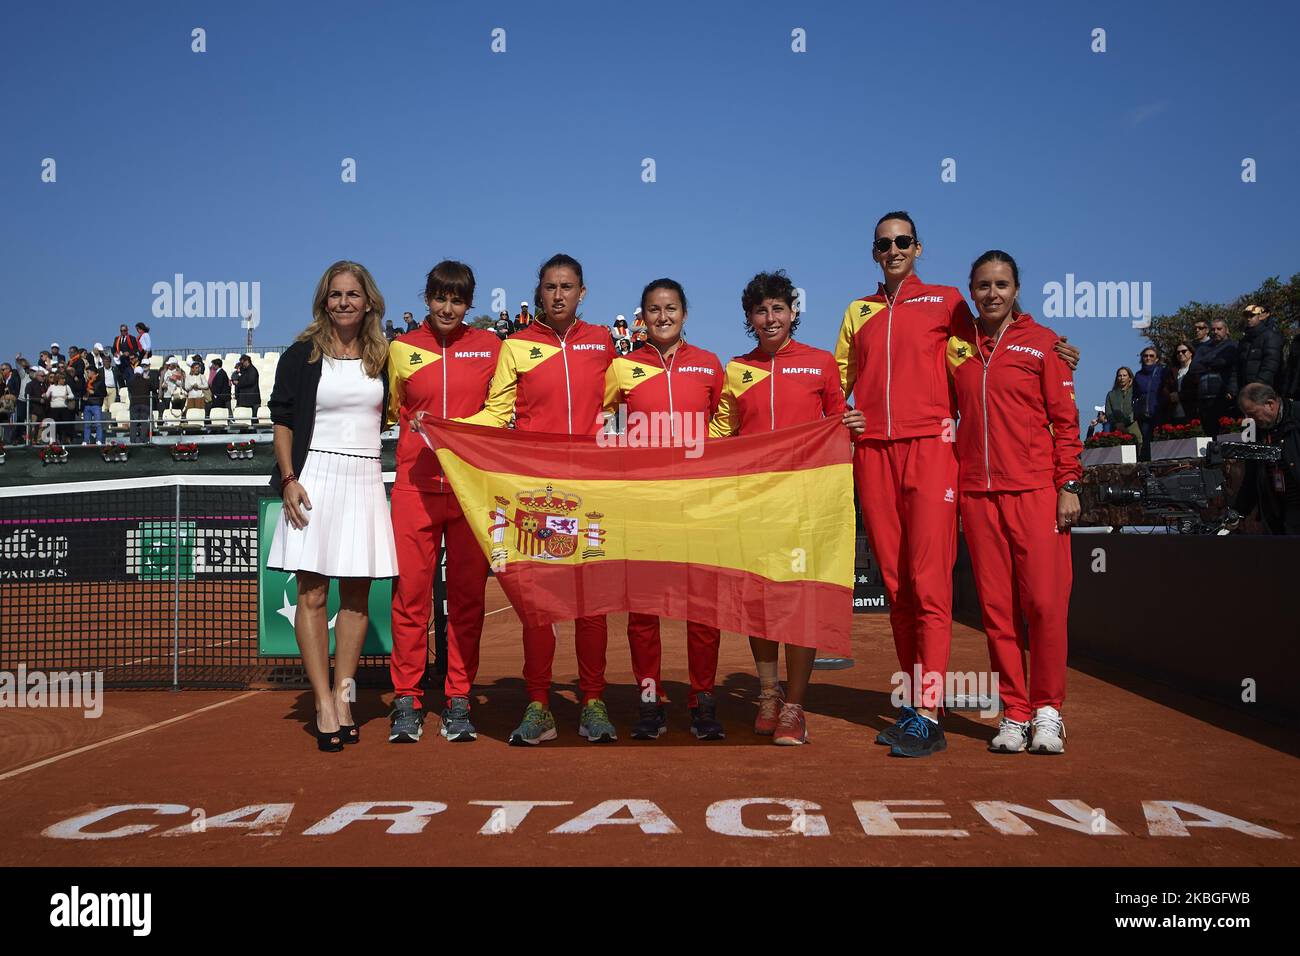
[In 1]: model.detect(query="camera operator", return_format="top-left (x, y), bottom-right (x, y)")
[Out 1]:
top-left (1231, 383), bottom-right (1300, 534)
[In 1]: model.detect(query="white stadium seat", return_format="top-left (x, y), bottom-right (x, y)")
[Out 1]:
top-left (232, 406), bottom-right (253, 431)
top-left (224, 352), bottom-right (241, 369)
top-left (162, 407), bottom-right (184, 432)
top-left (184, 408), bottom-right (205, 432)
top-left (204, 353), bottom-right (220, 364)
top-left (209, 407), bottom-right (229, 431)
top-left (148, 355), bottom-right (164, 371)
top-left (255, 405), bottom-right (272, 426)
top-left (110, 402), bottom-right (129, 433)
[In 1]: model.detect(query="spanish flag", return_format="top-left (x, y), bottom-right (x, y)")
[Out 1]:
top-left (421, 416), bottom-right (855, 655)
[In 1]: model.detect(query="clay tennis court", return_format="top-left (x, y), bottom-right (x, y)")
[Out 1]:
top-left (2, 578), bottom-right (1296, 867)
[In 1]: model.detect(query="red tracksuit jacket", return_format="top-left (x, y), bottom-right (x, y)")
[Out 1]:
top-left (836, 272), bottom-right (974, 440)
top-left (387, 322), bottom-right (501, 493)
top-left (709, 338), bottom-right (847, 436)
top-left (947, 312), bottom-right (1083, 492)
top-left (603, 341), bottom-right (724, 419)
top-left (464, 318), bottom-right (613, 435)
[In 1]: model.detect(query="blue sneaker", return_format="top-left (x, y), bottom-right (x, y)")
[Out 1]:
top-left (889, 712), bottom-right (947, 758)
top-left (875, 706), bottom-right (917, 746)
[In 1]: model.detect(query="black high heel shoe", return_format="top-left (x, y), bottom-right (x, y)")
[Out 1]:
top-left (339, 723), bottom-right (359, 745)
top-left (316, 724), bottom-right (344, 752)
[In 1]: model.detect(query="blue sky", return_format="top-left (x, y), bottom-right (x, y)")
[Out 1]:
top-left (3, 0), bottom-right (1297, 424)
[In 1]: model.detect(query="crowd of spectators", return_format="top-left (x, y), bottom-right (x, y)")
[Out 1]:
top-left (1088, 302), bottom-right (1300, 458)
top-left (2, 321), bottom-right (269, 446)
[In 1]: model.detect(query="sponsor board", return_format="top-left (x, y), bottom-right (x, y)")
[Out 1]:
top-left (0, 524), bottom-right (126, 583)
top-left (256, 498), bottom-right (392, 656)
top-left (126, 522), bottom-right (258, 579)
top-left (853, 535), bottom-right (889, 614)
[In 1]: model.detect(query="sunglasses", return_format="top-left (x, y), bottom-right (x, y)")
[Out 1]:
top-left (1176, 348), bottom-right (1191, 354)
top-left (873, 235), bottom-right (917, 253)
top-left (1141, 353), bottom-right (1156, 359)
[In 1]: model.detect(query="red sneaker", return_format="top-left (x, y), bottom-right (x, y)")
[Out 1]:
top-left (754, 683), bottom-right (784, 736)
top-left (773, 703), bottom-right (808, 746)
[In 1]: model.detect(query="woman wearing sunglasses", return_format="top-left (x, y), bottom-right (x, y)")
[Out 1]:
top-left (835, 211), bottom-right (1079, 758)
top-left (1161, 341), bottom-right (1198, 426)
top-left (948, 250), bottom-right (1081, 755)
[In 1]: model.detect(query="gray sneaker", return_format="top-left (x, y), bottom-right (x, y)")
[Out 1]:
top-left (989, 716), bottom-right (1031, 753)
top-left (439, 696), bottom-right (477, 742)
top-left (578, 699), bottom-right (618, 743)
top-left (509, 701), bottom-right (558, 746)
top-left (388, 695), bottom-right (425, 743)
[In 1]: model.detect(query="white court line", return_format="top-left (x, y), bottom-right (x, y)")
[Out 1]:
top-left (122, 638), bottom-right (239, 668)
top-left (0, 690), bottom-right (259, 783)
top-left (484, 606), bottom-right (512, 617)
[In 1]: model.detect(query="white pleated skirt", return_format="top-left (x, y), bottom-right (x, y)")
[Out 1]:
top-left (267, 449), bottom-right (398, 579)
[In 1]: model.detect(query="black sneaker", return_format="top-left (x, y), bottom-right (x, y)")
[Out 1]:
top-left (889, 712), bottom-right (947, 758)
top-left (689, 692), bottom-right (726, 740)
top-left (439, 696), bottom-right (477, 742)
top-left (875, 705), bottom-right (917, 746)
top-left (388, 695), bottom-right (425, 743)
top-left (630, 701), bottom-right (667, 740)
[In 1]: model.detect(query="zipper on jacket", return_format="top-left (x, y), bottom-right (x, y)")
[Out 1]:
top-left (439, 332), bottom-right (448, 490)
top-left (978, 318), bottom-right (1012, 491)
top-left (654, 344), bottom-right (679, 437)
top-left (883, 286), bottom-right (899, 438)
top-left (769, 348), bottom-right (776, 430)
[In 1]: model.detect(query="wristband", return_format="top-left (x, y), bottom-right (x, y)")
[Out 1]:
top-left (281, 473), bottom-right (298, 487)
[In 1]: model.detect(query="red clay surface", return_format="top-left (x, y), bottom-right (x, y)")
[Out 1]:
top-left (1, 580), bottom-right (1297, 866)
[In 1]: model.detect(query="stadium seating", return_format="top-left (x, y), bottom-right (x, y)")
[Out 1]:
top-left (110, 402), bottom-right (129, 434)
top-left (232, 407), bottom-right (253, 432)
top-left (255, 405), bottom-right (272, 426)
top-left (209, 407), bottom-right (229, 432)
top-left (183, 408), bottom-right (205, 432)
top-left (161, 407), bottom-right (184, 433)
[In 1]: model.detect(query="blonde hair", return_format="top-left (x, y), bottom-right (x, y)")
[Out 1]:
top-left (299, 260), bottom-right (389, 378)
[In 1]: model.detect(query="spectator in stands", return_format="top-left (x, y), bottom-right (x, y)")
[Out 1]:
top-left (1191, 319), bottom-right (1211, 350)
top-left (100, 354), bottom-right (117, 414)
top-left (403, 311), bottom-right (417, 333)
top-left (1231, 383), bottom-right (1300, 534)
top-left (611, 315), bottom-right (631, 347)
top-left (38, 350), bottom-right (53, 372)
top-left (162, 359), bottom-right (186, 410)
top-left (1160, 341), bottom-right (1197, 426)
top-left (184, 360), bottom-right (209, 414)
top-left (126, 356), bottom-right (153, 444)
top-left (632, 327), bottom-right (649, 349)
top-left (135, 322), bottom-right (153, 358)
top-left (49, 342), bottom-right (64, 366)
top-left (494, 312), bottom-right (512, 339)
top-left (208, 358), bottom-right (231, 413)
top-left (12, 357), bottom-right (31, 443)
top-left (383, 318), bottom-right (398, 341)
top-left (1191, 318), bottom-right (1239, 436)
top-left (516, 301), bottom-right (532, 327)
top-left (1132, 346), bottom-right (1165, 458)
top-left (1237, 303), bottom-right (1282, 389)
top-left (112, 324), bottom-right (140, 369)
top-left (232, 354), bottom-right (260, 409)
top-left (1104, 366), bottom-right (1142, 442)
top-left (45, 371), bottom-right (74, 444)
top-left (615, 336), bottom-right (632, 356)
top-left (24, 367), bottom-right (48, 443)
top-left (83, 362), bottom-right (106, 444)
top-left (0, 363), bottom-right (18, 444)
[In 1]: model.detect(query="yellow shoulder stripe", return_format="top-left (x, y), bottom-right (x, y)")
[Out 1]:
top-left (726, 360), bottom-right (770, 397)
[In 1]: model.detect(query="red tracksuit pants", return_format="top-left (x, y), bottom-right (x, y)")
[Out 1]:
top-left (522, 616), bottom-right (608, 706)
top-left (855, 436), bottom-right (958, 706)
top-left (390, 489), bottom-right (489, 707)
top-left (960, 486), bottom-right (1070, 722)
top-left (626, 614), bottom-right (721, 707)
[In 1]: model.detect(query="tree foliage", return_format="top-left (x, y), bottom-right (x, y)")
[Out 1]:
top-left (1142, 272), bottom-right (1300, 359)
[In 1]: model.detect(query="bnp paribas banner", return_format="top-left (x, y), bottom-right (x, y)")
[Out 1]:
top-left (256, 498), bottom-right (393, 656)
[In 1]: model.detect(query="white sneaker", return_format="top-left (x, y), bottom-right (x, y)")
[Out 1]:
top-left (1030, 706), bottom-right (1066, 754)
top-left (989, 716), bottom-right (1030, 753)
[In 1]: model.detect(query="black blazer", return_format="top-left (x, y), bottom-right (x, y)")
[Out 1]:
top-left (268, 340), bottom-right (389, 495)
top-left (209, 368), bottom-right (231, 404)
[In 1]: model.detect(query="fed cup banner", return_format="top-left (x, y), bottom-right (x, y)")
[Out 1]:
top-left (256, 497), bottom-right (393, 656)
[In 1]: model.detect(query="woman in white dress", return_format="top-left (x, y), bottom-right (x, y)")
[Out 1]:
top-left (267, 260), bottom-right (398, 752)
